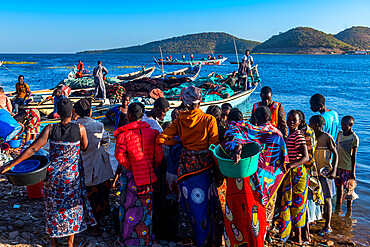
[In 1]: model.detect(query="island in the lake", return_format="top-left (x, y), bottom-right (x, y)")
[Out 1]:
top-left (78, 26), bottom-right (369, 55)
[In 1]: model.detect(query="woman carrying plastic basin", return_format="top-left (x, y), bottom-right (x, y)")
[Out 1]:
top-left (157, 86), bottom-right (223, 247)
top-left (0, 98), bottom-right (96, 247)
top-left (216, 107), bottom-right (288, 247)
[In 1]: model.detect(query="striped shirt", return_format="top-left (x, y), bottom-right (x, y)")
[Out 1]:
top-left (286, 130), bottom-right (306, 163)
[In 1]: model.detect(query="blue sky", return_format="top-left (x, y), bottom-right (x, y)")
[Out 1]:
top-left (0, 0), bottom-right (369, 53)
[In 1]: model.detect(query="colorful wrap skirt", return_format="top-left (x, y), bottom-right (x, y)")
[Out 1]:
top-left (44, 140), bottom-right (96, 238)
top-left (279, 165), bottom-right (309, 242)
top-left (335, 168), bottom-right (354, 187)
top-left (177, 148), bottom-right (223, 247)
top-left (119, 169), bottom-right (154, 246)
top-left (24, 108), bottom-right (40, 134)
top-left (224, 176), bottom-right (267, 247)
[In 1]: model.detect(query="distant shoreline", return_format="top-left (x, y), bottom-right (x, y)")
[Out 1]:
top-left (0, 53), bottom-right (367, 56)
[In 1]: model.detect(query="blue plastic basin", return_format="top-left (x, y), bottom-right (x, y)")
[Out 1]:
top-left (10, 160), bottom-right (41, 173)
top-left (6, 138), bottom-right (23, 148)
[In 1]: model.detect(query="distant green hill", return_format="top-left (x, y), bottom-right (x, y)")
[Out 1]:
top-left (334, 26), bottom-right (370, 50)
top-left (252, 27), bottom-right (355, 54)
top-left (78, 32), bottom-right (260, 54)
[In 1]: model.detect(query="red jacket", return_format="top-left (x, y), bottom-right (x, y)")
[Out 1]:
top-left (114, 120), bottom-right (163, 187)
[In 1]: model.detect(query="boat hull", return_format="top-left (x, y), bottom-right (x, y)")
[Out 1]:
top-left (40, 86), bottom-right (256, 125)
top-left (159, 57), bottom-right (227, 65)
top-left (26, 97), bottom-right (104, 116)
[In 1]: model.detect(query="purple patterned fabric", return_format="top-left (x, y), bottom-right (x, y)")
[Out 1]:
top-left (120, 169), bottom-right (153, 246)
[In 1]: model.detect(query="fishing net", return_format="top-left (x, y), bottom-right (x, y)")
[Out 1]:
top-left (163, 73), bottom-right (260, 102)
top-left (107, 84), bottom-right (126, 103)
top-left (58, 77), bottom-right (122, 90)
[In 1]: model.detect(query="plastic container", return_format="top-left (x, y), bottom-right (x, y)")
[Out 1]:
top-left (5, 155), bottom-right (49, 186)
top-left (10, 159), bottom-right (40, 173)
top-left (26, 181), bottom-right (44, 199)
top-left (320, 167), bottom-right (331, 177)
top-left (6, 138), bottom-right (23, 148)
top-left (209, 143), bottom-right (261, 178)
top-left (0, 109), bottom-right (22, 141)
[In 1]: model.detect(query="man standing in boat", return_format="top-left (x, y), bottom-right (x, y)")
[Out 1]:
top-left (75, 60), bottom-right (84, 78)
top-left (238, 50), bottom-right (255, 89)
top-left (93, 61), bottom-right (108, 100)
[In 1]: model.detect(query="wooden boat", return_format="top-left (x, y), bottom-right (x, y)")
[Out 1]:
top-left (67, 68), bottom-right (92, 79)
top-left (26, 97), bottom-right (105, 116)
top-left (6, 66), bottom-right (156, 97)
top-left (157, 57), bottom-right (227, 66)
top-left (68, 66), bottom-right (155, 81)
top-left (115, 66), bottom-right (155, 81)
top-left (41, 86), bottom-right (257, 126)
top-left (40, 66), bottom-right (260, 125)
top-left (6, 87), bottom-right (96, 97)
top-left (152, 65), bottom-right (201, 81)
top-left (86, 86), bottom-right (257, 123)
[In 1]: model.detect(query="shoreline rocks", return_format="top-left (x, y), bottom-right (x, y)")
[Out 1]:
top-left (0, 175), bottom-right (368, 247)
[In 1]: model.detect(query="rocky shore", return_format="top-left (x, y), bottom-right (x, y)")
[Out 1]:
top-left (0, 173), bottom-right (367, 247)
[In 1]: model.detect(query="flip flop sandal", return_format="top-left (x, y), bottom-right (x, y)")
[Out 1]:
top-left (318, 228), bottom-right (332, 236)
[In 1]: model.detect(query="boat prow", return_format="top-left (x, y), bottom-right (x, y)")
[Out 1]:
top-left (115, 66), bottom-right (155, 81)
top-left (152, 65), bottom-right (201, 81)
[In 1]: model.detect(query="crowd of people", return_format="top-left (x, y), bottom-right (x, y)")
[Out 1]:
top-left (0, 83), bottom-right (359, 247)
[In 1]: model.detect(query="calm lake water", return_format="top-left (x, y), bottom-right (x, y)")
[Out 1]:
top-left (1, 54), bottom-right (369, 244)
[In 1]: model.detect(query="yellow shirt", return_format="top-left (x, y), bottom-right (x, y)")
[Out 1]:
top-left (15, 82), bottom-right (31, 99)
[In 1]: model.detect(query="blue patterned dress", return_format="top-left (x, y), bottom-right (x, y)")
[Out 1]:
top-left (43, 124), bottom-right (96, 238)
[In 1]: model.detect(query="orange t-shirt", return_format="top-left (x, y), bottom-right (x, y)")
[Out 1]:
top-left (77, 62), bottom-right (83, 71)
top-left (16, 82), bottom-right (31, 99)
top-left (157, 109), bottom-right (219, 151)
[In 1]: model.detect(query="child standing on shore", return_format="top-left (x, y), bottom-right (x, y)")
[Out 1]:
top-left (309, 115), bottom-right (338, 237)
top-left (335, 116), bottom-right (359, 214)
top-left (279, 110), bottom-right (309, 244)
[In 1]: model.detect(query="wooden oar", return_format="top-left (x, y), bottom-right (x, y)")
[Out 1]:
top-left (141, 60), bottom-right (151, 72)
top-left (37, 96), bottom-right (53, 106)
top-left (159, 46), bottom-right (165, 77)
top-left (233, 37), bottom-right (240, 69)
top-left (208, 44), bottom-right (215, 58)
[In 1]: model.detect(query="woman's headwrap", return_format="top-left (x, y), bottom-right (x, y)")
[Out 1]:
top-left (57, 98), bottom-right (73, 118)
top-left (73, 98), bottom-right (91, 117)
top-left (182, 86), bottom-right (202, 107)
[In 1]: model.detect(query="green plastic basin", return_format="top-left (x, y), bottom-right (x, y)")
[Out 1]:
top-left (209, 143), bottom-right (261, 178)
